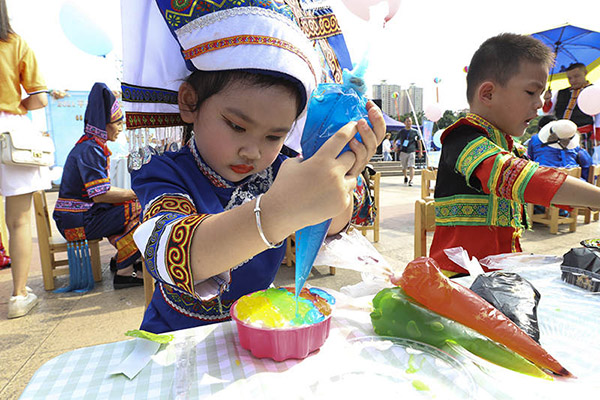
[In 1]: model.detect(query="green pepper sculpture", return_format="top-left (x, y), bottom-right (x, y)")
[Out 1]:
top-left (370, 287), bottom-right (552, 379)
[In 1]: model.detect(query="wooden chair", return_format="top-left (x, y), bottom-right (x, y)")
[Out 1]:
top-left (0, 195), bottom-right (8, 256)
top-left (420, 168), bottom-right (437, 201)
top-left (142, 261), bottom-right (155, 309)
top-left (527, 167), bottom-right (582, 234)
top-left (284, 232), bottom-right (336, 275)
top-left (414, 199), bottom-right (436, 258)
top-left (32, 191), bottom-right (102, 291)
top-left (578, 164), bottom-right (600, 224)
top-left (353, 171), bottom-right (381, 242)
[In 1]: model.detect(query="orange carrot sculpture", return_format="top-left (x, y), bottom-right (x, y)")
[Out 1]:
top-left (392, 257), bottom-right (573, 377)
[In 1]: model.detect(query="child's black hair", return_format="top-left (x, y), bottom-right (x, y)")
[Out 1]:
top-left (466, 33), bottom-right (554, 103)
top-left (537, 114), bottom-right (557, 130)
top-left (183, 69), bottom-right (304, 117)
top-left (181, 69), bottom-right (305, 143)
top-left (565, 62), bottom-right (586, 72)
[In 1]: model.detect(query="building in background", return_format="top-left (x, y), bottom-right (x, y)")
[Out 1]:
top-left (372, 81), bottom-right (423, 118)
top-left (372, 81), bottom-right (401, 117)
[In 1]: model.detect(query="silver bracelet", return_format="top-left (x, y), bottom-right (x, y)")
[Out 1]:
top-left (253, 194), bottom-right (282, 249)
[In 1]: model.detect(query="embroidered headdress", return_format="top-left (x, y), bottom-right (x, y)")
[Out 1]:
top-left (83, 82), bottom-right (123, 143)
top-left (538, 119), bottom-right (580, 150)
top-left (120, 0), bottom-right (353, 152)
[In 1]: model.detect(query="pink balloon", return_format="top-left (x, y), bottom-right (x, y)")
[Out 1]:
top-left (425, 104), bottom-right (443, 122)
top-left (340, 0), bottom-right (402, 24)
top-left (577, 86), bottom-right (600, 116)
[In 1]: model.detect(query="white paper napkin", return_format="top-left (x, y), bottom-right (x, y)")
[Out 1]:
top-left (109, 338), bottom-right (161, 380)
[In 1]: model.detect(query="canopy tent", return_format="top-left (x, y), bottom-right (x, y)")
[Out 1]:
top-left (383, 112), bottom-right (405, 131)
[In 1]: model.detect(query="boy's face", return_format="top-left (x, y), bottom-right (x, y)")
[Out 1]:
top-left (182, 81), bottom-right (297, 183)
top-left (488, 61), bottom-right (547, 137)
top-left (566, 67), bottom-right (587, 90)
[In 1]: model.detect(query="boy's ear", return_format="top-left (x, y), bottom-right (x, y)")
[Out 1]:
top-left (178, 82), bottom-right (198, 124)
top-left (477, 81), bottom-right (495, 106)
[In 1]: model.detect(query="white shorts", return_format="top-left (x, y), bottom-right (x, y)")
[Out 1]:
top-left (0, 112), bottom-right (52, 197)
top-left (399, 151), bottom-right (416, 168)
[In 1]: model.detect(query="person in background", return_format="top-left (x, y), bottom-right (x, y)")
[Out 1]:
top-left (1, 0), bottom-right (51, 318)
top-left (429, 33), bottom-right (600, 277)
top-left (397, 116), bottom-right (423, 186)
top-left (53, 83), bottom-right (143, 290)
top-left (528, 117), bottom-right (592, 181)
top-left (382, 133), bottom-right (393, 161)
top-left (543, 63), bottom-right (600, 155)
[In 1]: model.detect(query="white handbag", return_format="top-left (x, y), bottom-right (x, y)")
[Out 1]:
top-left (0, 129), bottom-right (55, 167)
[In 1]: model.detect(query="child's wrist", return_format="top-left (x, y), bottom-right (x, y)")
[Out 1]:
top-left (253, 194), bottom-right (284, 249)
top-left (254, 192), bottom-right (293, 245)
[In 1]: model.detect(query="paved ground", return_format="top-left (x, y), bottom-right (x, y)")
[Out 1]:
top-left (1, 175), bottom-right (598, 399)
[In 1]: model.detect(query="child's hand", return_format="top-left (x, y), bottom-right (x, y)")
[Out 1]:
top-left (266, 102), bottom-right (385, 231)
top-left (347, 100), bottom-right (385, 177)
top-left (266, 122), bottom-right (358, 230)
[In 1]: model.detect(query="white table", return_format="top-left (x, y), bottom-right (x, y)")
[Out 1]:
top-left (20, 257), bottom-right (600, 399)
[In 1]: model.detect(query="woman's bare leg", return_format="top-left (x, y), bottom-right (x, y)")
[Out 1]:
top-left (6, 193), bottom-right (33, 297)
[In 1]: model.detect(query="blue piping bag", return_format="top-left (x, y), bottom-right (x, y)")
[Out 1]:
top-left (295, 58), bottom-right (370, 298)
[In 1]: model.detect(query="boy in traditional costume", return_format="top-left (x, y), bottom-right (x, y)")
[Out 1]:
top-left (429, 33), bottom-right (600, 276)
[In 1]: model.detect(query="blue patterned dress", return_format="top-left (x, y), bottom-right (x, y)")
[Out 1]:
top-left (132, 138), bottom-right (286, 333)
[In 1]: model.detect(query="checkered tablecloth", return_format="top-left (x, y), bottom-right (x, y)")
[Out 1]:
top-left (20, 309), bottom-right (375, 400)
top-left (20, 261), bottom-right (600, 399)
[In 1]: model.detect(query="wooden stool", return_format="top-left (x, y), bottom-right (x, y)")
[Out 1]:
top-left (32, 191), bottom-right (102, 291)
top-left (420, 167), bottom-right (437, 201)
top-left (414, 199), bottom-right (436, 258)
top-left (578, 164), bottom-right (600, 223)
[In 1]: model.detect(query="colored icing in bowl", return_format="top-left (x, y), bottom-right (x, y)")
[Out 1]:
top-left (234, 287), bottom-right (334, 329)
top-left (231, 287), bottom-right (336, 361)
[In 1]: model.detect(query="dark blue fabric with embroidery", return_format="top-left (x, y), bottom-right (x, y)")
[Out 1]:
top-left (132, 139), bottom-right (287, 333)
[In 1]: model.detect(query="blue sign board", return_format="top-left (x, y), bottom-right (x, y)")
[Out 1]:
top-left (44, 91), bottom-right (89, 169)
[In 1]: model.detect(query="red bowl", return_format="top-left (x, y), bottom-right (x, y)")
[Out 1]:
top-left (231, 288), bottom-right (334, 362)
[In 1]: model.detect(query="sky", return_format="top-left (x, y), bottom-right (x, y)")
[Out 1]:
top-left (7, 0), bottom-right (600, 112)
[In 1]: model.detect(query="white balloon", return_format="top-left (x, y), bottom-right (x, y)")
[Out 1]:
top-left (433, 129), bottom-right (444, 148)
top-left (577, 86), bottom-right (600, 116)
top-left (425, 104), bottom-right (443, 122)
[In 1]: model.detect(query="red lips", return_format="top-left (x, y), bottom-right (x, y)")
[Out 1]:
top-left (230, 164), bottom-right (254, 174)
